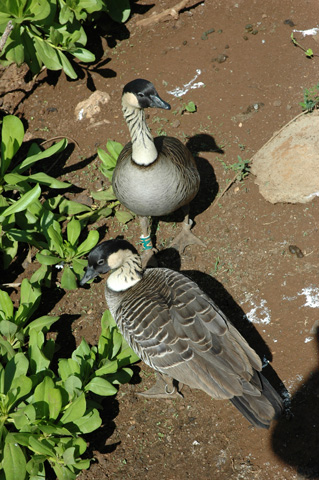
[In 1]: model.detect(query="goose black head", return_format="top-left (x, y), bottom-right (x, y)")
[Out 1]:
top-left (122, 79), bottom-right (171, 110)
top-left (80, 239), bottom-right (139, 286)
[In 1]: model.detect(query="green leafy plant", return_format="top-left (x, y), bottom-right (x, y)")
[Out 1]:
top-left (95, 140), bottom-right (135, 224)
top-left (218, 155), bottom-right (250, 182)
top-left (35, 216), bottom-right (99, 290)
top-left (0, 283), bottom-right (139, 480)
top-left (300, 83), bottom-right (319, 112)
top-left (183, 101), bottom-right (197, 113)
top-left (0, 115), bottom-right (69, 269)
top-left (0, 0), bottom-right (131, 79)
top-left (97, 139), bottom-right (123, 181)
top-left (291, 33), bottom-right (318, 59)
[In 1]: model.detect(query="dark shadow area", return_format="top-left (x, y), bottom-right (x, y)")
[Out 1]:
top-left (272, 328), bottom-right (319, 479)
top-left (94, 12), bottom-right (130, 50)
top-left (84, 395), bottom-right (120, 457)
top-left (130, 0), bottom-right (155, 17)
top-left (50, 314), bottom-right (80, 364)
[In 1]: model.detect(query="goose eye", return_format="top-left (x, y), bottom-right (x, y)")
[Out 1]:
top-left (97, 259), bottom-right (105, 266)
top-left (137, 92), bottom-right (144, 98)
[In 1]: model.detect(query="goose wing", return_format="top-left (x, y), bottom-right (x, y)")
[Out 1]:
top-left (117, 268), bottom-right (263, 400)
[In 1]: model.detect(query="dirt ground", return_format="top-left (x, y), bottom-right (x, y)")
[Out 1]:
top-left (2, 0), bottom-right (319, 478)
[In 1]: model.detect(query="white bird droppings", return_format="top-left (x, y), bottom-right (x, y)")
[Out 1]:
top-left (244, 299), bottom-right (271, 325)
top-left (298, 286), bottom-right (319, 308)
top-left (167, 69), bottom-right (205, 97)
top-left (293, 27), bottom-right (319, 36)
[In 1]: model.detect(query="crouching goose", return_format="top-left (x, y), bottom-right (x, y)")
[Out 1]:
top-left (80, 238), bottom-right (283, 429)
top-left (112, 79), bottom-right (205, 266)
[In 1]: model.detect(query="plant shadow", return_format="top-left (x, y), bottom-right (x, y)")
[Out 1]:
top-left (271, 327), bottom-right (319, 479)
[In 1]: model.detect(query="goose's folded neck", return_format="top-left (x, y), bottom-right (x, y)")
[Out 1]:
top-left (122, 101), bottom-right (158, 166)
top-left (107, 253), bottom-right (144, 292)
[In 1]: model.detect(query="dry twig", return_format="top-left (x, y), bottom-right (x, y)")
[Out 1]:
top-left (0, 21), bottom-right (13, 53)
top-left (136, 0), bottom-right (199, 27)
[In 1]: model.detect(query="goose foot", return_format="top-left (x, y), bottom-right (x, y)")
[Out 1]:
top-left (138, 374), bottom-right (183, 399)
top-left (170, 219), bottom-right (206, 253)
top-left (140, 248), bottom-right (158, 268)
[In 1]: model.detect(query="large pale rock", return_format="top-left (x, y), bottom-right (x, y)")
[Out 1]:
top-left (251, 111), bottom-right (319, 204)
top-left (75, 91), bottom-right (110, 122)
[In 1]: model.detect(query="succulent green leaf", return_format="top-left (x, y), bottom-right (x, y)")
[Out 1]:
top-left (36, 251), bottom-right (61, 265)
top-left (115, 210), bottom-right (134, 224)
top-left (76, 230), bottom-right (99, 256)
top-left (3, 439), bottom-right (27, 480)
top-left (15, 139), bottom-right (68, 173)
top-left (95, 360), bottom-right (118, 377)
top-left (33, 36), bottom-right (62, 71)
top-left (60, 392), bottom-right (86, 424)
top-left (85, 377), bottom-right (117, 396)
top-left (67, 218), bottom-right (81, 246)
top-left (71, 408), bottom-right (102, 434)
top-left (70, 47), bottom-right (95, 62)
top-left (24, 315), bottom-right (59, 335)
top-left (0, 290), bottom-right (14, 320)
top-left (33, 376), bottom-right (61, 419)
top-left (1, 115), bottom-right (24, 177)
top-left (2, 184), bottom-right (41, 217)
top-left (4, 352), bottom-right (29, 393)
top-left (61, 266), bottom-right (78, 290)
top-left (0, 320), bottom-right (18, 338)
top-left (57, 50), bottom-right (77, 79)
top-left (59, 198), bottom-right (91, 215)
top-left (29, 436), bottom-right (55, 457)
top-left (90, 190), bottom-right (117, 202)
top-left (58, 358), bottom-right (81, 381)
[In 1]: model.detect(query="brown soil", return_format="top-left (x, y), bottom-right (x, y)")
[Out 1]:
top-left (2, 0), bottom-right (319, 478)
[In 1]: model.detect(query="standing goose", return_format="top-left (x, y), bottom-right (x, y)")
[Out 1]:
top-left (80, 238), bottom-right (284, 429)
top-left (112, 79), bottom-right (204, 265)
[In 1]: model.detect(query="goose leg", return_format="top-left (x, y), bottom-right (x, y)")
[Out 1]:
top-left (139, 216), bottom-right (158, 268)
top-left (170, 206), bottom-right (206, 253)
top-left (137, 372), bottom-right (184, 399)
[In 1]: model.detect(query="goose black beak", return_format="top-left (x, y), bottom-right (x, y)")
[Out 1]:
top-left (149, 94), bottom-right (171, 110)
top-left (79, 266), bottom-right (99, 286)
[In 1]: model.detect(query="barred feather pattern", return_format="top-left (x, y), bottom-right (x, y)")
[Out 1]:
top-left (105, 266), bottom-right (283, 428)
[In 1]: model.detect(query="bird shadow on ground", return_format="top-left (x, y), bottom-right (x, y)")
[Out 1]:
top-left (271, 327), bottom-right (319, 479)
top-left (156, 247), bottom-right (286, 398)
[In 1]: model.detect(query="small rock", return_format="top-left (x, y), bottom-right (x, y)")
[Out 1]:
top-left (273, 100), bottom-right (282, 107)
top-left (284, 19), bottom-right (295, 27)
top-left (212, 54), bottom-right (228, 64)
top-left (171, 119), bottom-right (181, 128)
top-left (182, 40), bottom-right (187, 45)
top-left (72, 193), bottom-right (93, 206)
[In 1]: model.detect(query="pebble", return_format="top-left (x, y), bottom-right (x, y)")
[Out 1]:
top-left (284, 19), bottom-right (295, 27)
top-left (171, 119), bottom-right (181, 128)
top-left (212, 54), bottom-right (228, 64)
top-left (273, 100), bottom-right (282, 107)
top-left (289, 245), bottom-right (304, 258)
